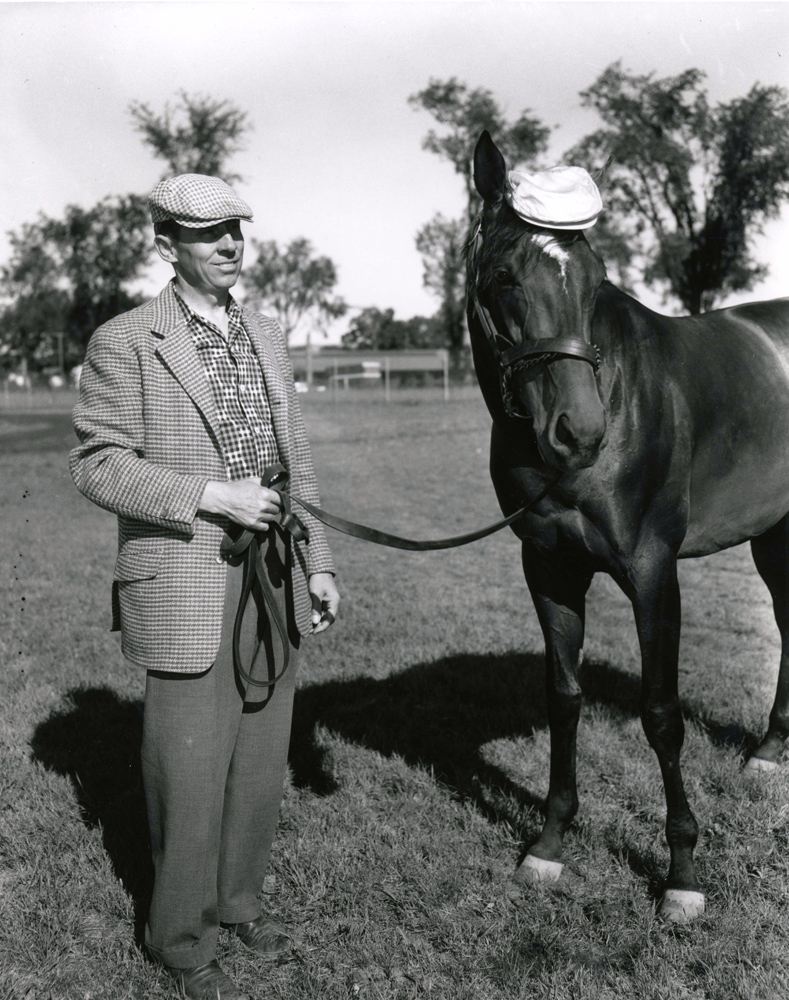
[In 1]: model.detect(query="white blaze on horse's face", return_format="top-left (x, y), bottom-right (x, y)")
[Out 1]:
top-left (511, 232), bottom-right (607, 472)
top-left (530, 232), bottom-right (571, 287)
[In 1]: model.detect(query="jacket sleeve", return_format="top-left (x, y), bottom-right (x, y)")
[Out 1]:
top-left (70, 318), bottom-right (210, 535)
top-left (267, 322), bottom-right (335, 576)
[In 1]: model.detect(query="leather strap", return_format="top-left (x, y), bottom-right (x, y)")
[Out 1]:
top-left (220, 464), bottom-right (558, 686)
top-left (220, 468), bottom-right (298, 689)
top-left (282, 485), bottom-right (553, 550)
top-left (229, 530), bottom-right (292, 689)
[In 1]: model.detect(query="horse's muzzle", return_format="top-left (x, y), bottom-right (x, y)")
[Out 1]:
top-left (543, 406), bottom-right (607, 471)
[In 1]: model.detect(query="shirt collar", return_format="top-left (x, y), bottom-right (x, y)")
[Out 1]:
top-left (171, 279), bottom-right (241, 331)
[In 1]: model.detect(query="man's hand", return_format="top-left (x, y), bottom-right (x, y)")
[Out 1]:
top-left (309, 573), bottom-right (340, 634)
top-left (199, 479), bottom-right (283, 530)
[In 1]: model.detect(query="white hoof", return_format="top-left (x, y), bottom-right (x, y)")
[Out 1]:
top-left (515, 854), bottom-right (564, 884)
top-left (745, 756), bottom-right (778, 774)
top-left (659, 889), bottom-right (705, 924)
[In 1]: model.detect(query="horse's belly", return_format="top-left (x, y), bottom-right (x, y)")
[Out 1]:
top-left (681, 444), bottom-right (789, 556)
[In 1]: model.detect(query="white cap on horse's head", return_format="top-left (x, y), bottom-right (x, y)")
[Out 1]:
top-left (148, 174), bottom-right (253, 229)
top-left (506, 165), bottom-right (602, 230)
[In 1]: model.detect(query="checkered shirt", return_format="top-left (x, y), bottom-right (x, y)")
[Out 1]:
top-left (174, 288), bottom-right (279, 480)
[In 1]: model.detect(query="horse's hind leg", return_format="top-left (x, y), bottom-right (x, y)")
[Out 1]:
top-left (748, 513), bottom-right (789, 771)
top-left (513, 543), bottom-right (592, 886)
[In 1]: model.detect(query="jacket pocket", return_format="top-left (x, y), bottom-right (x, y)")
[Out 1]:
top-left (113, 538), bottom-right (163, 581)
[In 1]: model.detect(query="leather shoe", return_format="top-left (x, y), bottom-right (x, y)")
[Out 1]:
top-left (165, 960), bottom-right (249, 1000)
top-left (221, 914), bottom-right (292, 958)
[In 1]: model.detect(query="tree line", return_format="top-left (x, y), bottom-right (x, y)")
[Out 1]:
top-left (3, 67), bottom-right (789, 377)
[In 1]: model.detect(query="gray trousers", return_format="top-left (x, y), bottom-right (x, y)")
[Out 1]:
top-left (141, 529), bottom-right (300, 970)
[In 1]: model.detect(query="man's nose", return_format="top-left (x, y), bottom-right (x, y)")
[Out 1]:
top-left (218, 230), bottom-right (238, 252)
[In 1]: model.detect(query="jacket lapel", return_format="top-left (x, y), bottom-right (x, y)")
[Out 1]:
top-left (241, 309), bottom-right (288, 406)
top-left (151, 284), bottom-right (291, 467)
top-left (152, 282), bottom-right (220, 434)
top-left (240, 308), bottom-right (292, 464)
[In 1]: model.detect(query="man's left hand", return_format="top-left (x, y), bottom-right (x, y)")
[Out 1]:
top-left (309, 573), bottom-right (340, 634)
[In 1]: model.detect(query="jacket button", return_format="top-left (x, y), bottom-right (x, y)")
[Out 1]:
top-left (215, 555), bottom-right (224, 564)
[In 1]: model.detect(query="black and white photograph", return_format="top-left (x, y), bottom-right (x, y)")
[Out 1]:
top-left (2, 2), bottom-right (789, 998)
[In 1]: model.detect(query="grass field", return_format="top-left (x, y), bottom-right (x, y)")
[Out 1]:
top-left (1, 390), bottom-right (788, 1000)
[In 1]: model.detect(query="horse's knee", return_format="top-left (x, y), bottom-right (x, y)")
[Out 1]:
top-left (640, 698), bottom-right (684, 756)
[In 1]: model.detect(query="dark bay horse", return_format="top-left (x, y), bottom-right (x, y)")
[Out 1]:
top-left (468, 130), bottom-right (789, 923)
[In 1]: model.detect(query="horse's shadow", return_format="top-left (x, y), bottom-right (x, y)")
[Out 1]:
top-left (29, 652), bottom-right (755, 932)
top-left (289, 652), bottom-right (645, 832)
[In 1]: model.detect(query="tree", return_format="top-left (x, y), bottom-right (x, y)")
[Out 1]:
top-left (1, 90), bottom-right (252, 371)
top-left (54, 195), bottom-right (152, 348)
top-left (341, 307), bottom-right (444, 351)
top-left (1, 195), bottom-right (152, 367)
top-left (409, 77), bottom-right (551, 223)
top-left (568, 63), bottom-right (789, 314)
top-left (0, 289), bottom-right (71, 375)
top-left (415, 214), bottom-right (467, 366)
top-left (409, 79), bottom-right (551, 372)
top-left (244, 238), bottom-right (347, 344)
top-left (129, 91), bottom-right (251, 183)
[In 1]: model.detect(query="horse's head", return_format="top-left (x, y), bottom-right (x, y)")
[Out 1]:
top-left (467, 131), bottom-right (607, 473)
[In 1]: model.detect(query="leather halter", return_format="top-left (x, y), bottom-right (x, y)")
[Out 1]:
top-left (468, 220), bottom-right (601, 420)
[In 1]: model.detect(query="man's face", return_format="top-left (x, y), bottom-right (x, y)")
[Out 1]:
top-left (161, 220), bottom-right (245, 294)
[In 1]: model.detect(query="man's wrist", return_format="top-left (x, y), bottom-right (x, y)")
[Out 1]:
top-left (198, 480), bottom-right (226, 515)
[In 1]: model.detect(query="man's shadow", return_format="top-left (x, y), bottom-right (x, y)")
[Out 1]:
top-left (29, 652), bottom-right (754, 933)
top-left (29, 689), bottom-right (152, 943)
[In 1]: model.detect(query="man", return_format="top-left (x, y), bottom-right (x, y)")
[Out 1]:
top-left (71, 174), bottom-right (340, 1000)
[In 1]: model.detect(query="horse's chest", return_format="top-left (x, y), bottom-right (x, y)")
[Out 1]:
top-left (517, 505), bottom-right (618, 569)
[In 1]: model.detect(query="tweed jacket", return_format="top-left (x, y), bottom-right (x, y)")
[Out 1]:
top-left (70, 281), bottom-right (334, 672)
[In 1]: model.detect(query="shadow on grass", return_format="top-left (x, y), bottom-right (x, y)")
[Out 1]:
top-left (290, 651), bottom-right (644, 835)
top-left (29, 688), bottom-right (152, 944)
top-left (27, 650), bottom-right (737, 929)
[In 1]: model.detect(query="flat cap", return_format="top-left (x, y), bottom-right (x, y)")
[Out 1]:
top-left (149, 174), bottom-right (253, 228)
top-left (507, 165), bottom-right (602, 231)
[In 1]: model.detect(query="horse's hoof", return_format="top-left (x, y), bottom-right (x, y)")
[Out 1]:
top-left (658, 889), bottom-right (705, 924)
top-left (744, 755), bottom-right (778, 774)
top-left (514, 854), bottom-right (564, 884)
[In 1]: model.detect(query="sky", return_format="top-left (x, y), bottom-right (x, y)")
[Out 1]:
top-left (2, 1), bottom-right (789, 345)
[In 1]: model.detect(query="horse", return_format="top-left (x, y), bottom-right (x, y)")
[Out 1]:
top-left (466, 130), bottom-right (789, 923)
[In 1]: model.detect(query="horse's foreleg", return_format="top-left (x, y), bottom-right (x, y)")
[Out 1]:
top-left (631, 548), bottom-right (703, 923)
top-left (514, 544), bottom-right (592, 885)
top-left (748, 514), bottom-right (789, 771)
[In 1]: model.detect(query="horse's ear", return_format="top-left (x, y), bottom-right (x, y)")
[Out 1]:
top-left (474, 130), bottom-right (507, 204)
top-left (593, 154), bottom-right (614, 191)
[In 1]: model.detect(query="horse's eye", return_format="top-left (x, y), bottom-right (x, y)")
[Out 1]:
top-left (494, 269), bottom-right (513, 286)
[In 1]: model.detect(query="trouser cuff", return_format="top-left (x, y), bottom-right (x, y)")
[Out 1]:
top-left (146, 933), bottom-right (218, 972)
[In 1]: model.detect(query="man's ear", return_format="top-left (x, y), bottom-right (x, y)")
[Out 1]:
top-left (474, 130), bottom-right (507, 204)
top-left (154, 233), bottom-right (178, 265)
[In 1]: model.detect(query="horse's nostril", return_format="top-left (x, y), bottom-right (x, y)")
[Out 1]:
top-left (555, 414), bottom-right (574, 448)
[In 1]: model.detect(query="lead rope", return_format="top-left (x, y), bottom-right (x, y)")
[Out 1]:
top-left (221, 464), bottom-right (560, 687)
top-left (223, 527), bottom-right (294, 690)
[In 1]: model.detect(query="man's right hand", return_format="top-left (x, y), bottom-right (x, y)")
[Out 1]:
top-left (199, 479), bottom-right (283, 530)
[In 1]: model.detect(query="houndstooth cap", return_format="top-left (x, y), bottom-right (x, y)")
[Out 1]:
top-left (149, 174), bottom-right (253, 228)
